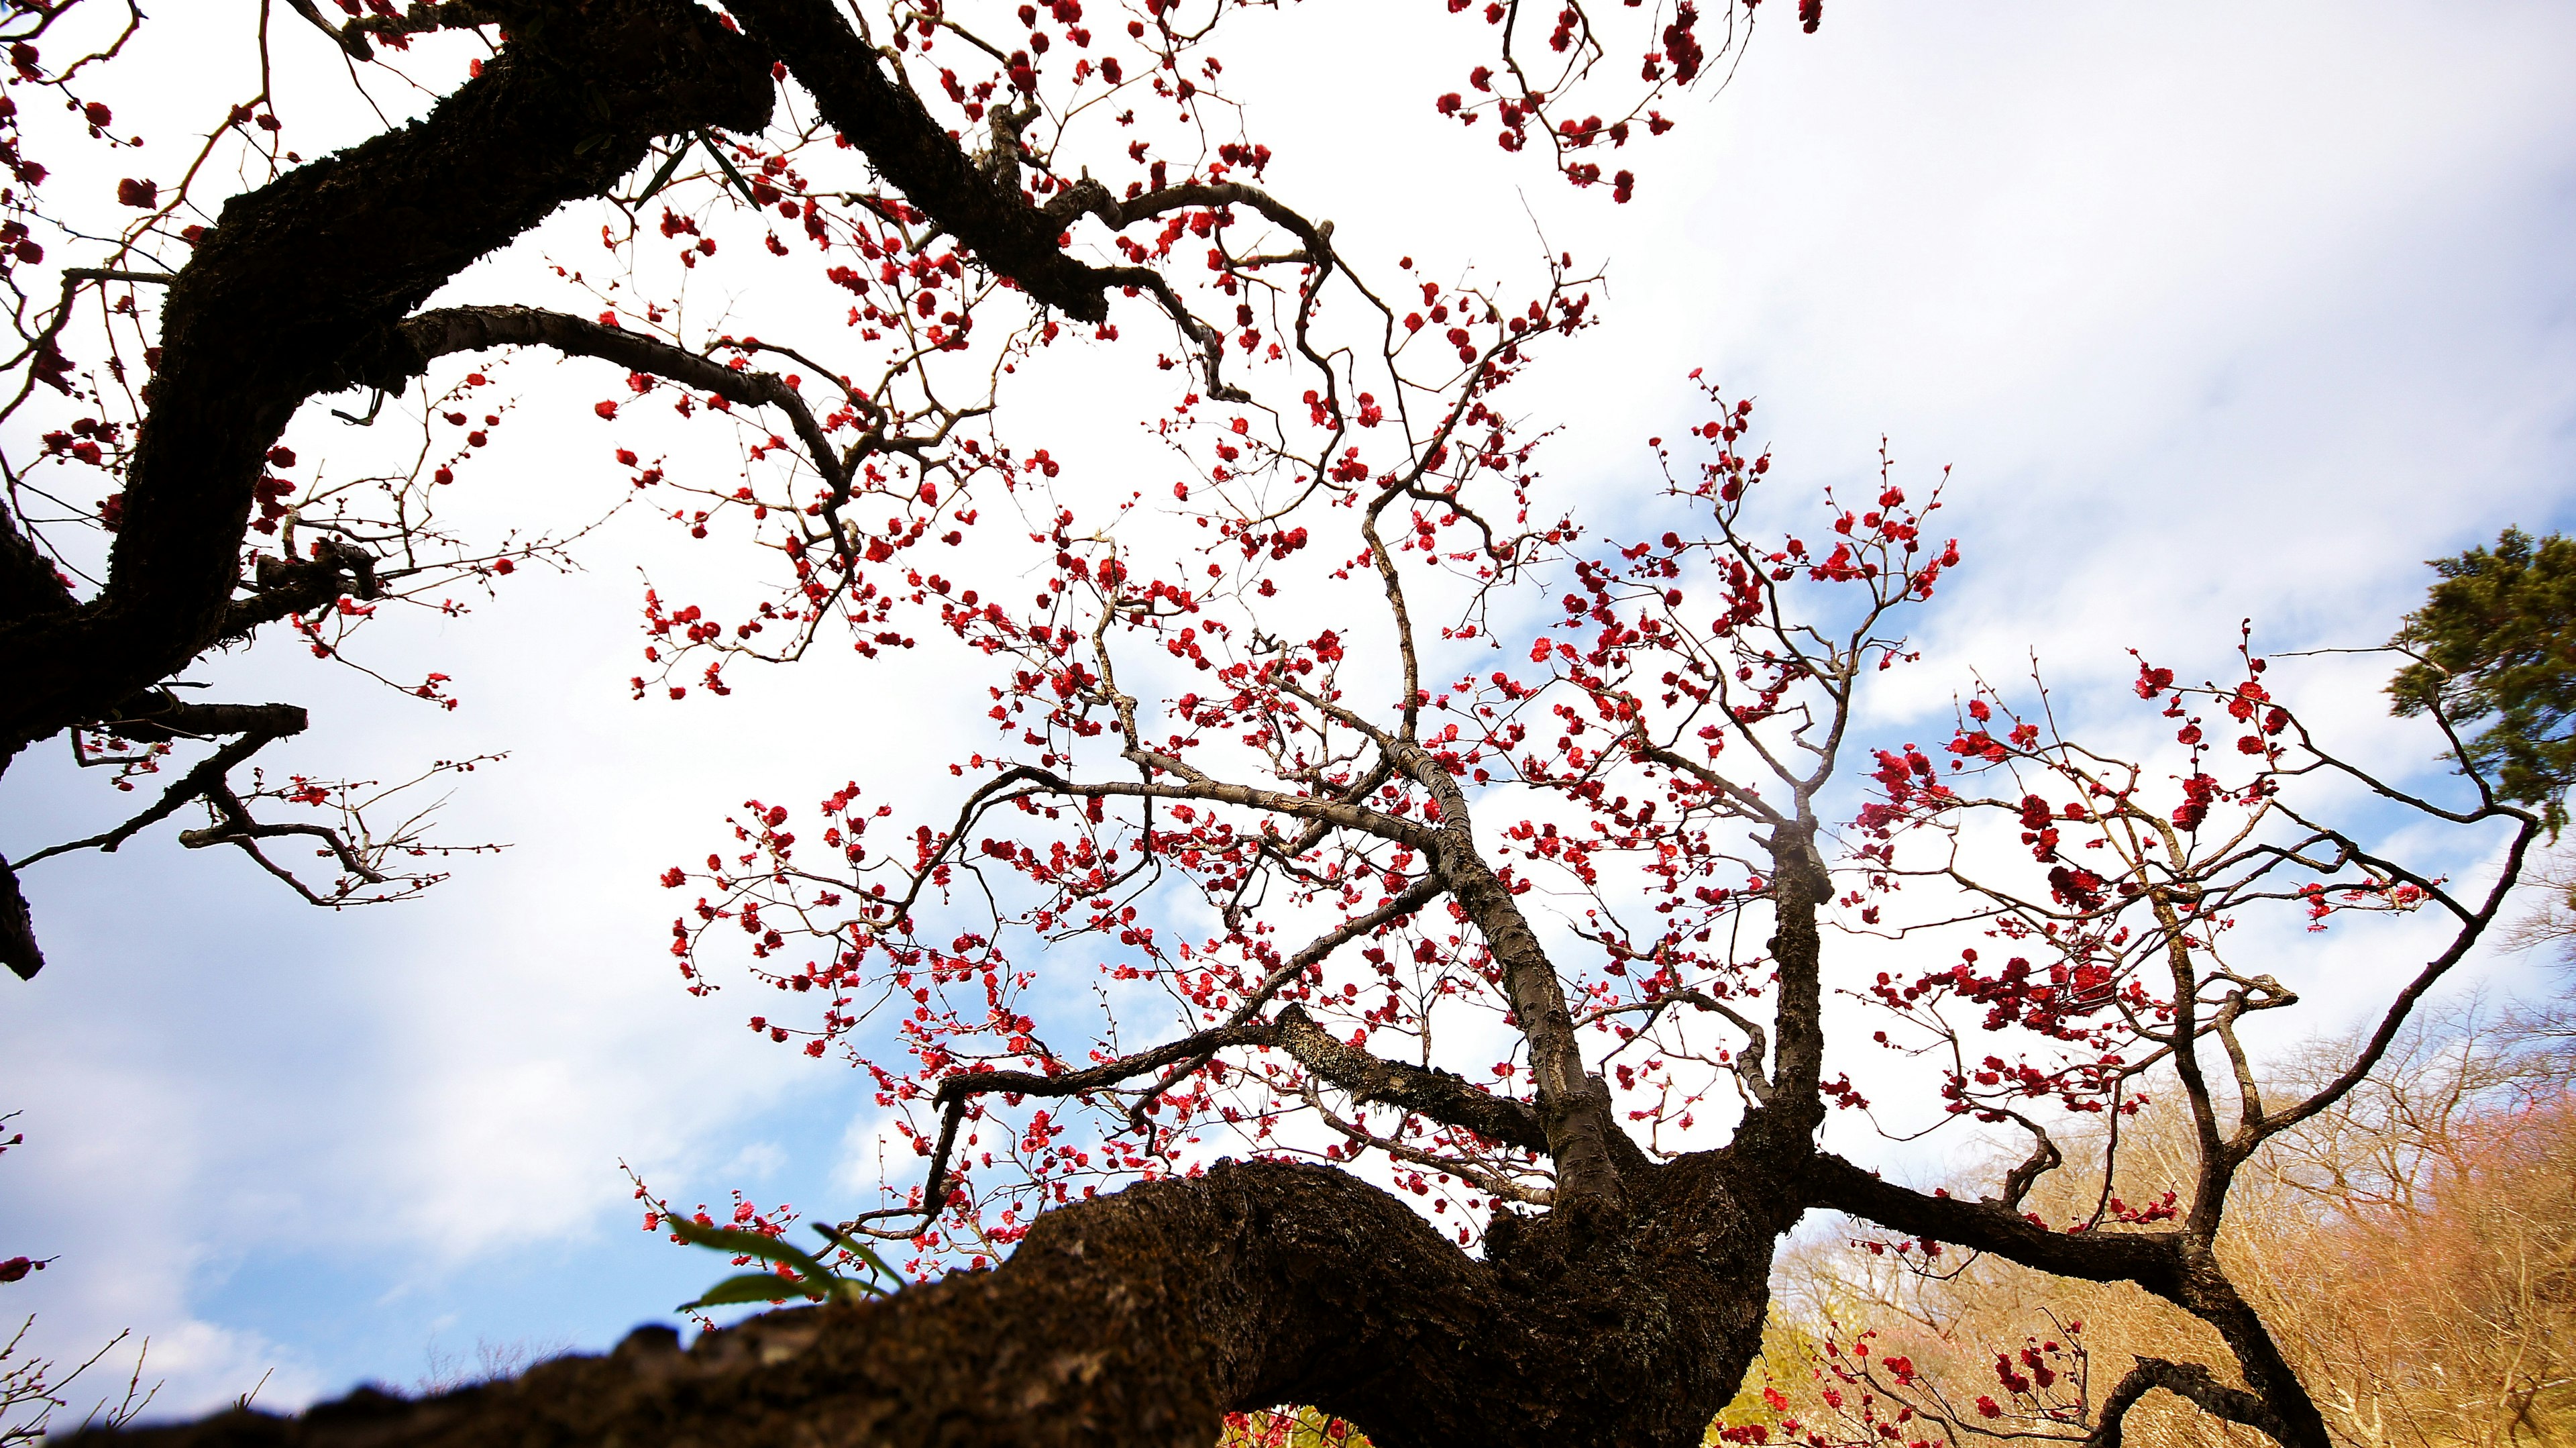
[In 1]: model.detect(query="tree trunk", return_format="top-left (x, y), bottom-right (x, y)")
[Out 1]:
top-left (96, 1155), bottom-right (1799, 1448)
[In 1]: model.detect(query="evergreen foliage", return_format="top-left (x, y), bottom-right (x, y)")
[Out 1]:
top-left (2392, 527), bottom-right (2576, 826)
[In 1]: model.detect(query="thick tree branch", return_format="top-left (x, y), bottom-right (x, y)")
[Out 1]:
top-left (1799, 1151), bottom-right (2181, 1291)
top-left (84, 696), bottom-right (310, 747)
top-left (15, 706), bottom-right (309, 868)
top-left (94, 1155), bottom-right (1793, 1448)
top-left (357, 306), bottom-right (841, 490)
top-left (727, 0), bottom-right (1123, 322)
top-left (1302, 1080), bottom-right (1552, 1205)
top-left (1378, 737), bottom-right (1630, 1224)
top-left (0, 0), bottom-right (774, 754)
top-left (2165, 1265), bottom-right (2331, 1448)
top-left (1269, 1004), bottom-right (1548, 1151)
top-left (2084, 1357), bottom-right (2288, 1448)
top-left (348, 303), bottom-right (862, 559)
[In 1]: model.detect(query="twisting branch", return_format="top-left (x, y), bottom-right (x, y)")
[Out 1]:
top-left (5, 699), bottom-right (305, 979)
top-left (1577, 988), bottom-right (1774, 1105)
top-left (1266, 1004), bottom-right (1548, 1152)
top-left (2084, 1358), bottom-right (2289, 1448)
top-left (1994, 1113), bottom-right (2063, 1212)
top-left (1044, 178), bottom-right (1343, 404)
top-left (9, 696), bottom-right (492, 967)
top-left (13, 703), bottom-right (309, 869)
top-left (1124, 875), bottom-right (1448, 1133)
top-left (2245, 806), bottom-right (2538, 1155)
top-left (724, 0), bottom-right (1128, 322)
top-left (221, 536), bottom-right (381, 643)
top-left (348, 305), bottom-right (861, 560)
top-left (177, 778), bottom-right (390, 907)
top-left (0, 0), bottom-right (776, 756)
top-left (1301, 1078), bottom-right (1553, 1206)
top-left (1799, 1151), bottom-right (2182, 1290)
top-left (845, 1002), bottom-right (1548, 1240)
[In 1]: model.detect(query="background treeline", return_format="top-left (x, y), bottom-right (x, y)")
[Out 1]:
top-left (1733, 994), bottom-right (2576, 1448)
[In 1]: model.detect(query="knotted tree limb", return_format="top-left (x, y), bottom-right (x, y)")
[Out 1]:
top-left (219, 539), bottom-right (382, 645)
top-left (727, 0), bottom-right (1341, 401)
top-left (85, 697), bottom-right (314, 746)
top-left (0, 856), bottom-right (40, 981)
top-left (346, 306), bottom-right (839, 482)
top-left (345, 303), bottom-right (863, 559)
top-left (1267, 1004), bottom-right (1548, 1151)
top-left (1799, 1151), bottom-right (2330, 1447)
top-left (1798, 1149), bottom-right (2182, 1289)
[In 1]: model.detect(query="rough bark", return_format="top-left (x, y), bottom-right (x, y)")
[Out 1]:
top-left (62, 866), bottom-right (2343, 1448)
top-left (1377, 733), bottom-right (1631, 1225)
top-left (0, 495), bottom-right (74, 625)
top-left (1762, 820), bottom-right (1831, 1119)
top-left (92, 1155), bottom-right (1799, 1448)
top-left (0, 854), bottom-right (40, 980)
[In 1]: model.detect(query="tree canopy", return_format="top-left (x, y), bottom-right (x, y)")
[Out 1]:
top-left (0, 4), bottom-right (2551, 1447)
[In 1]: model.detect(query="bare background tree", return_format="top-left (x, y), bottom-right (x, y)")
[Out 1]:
top-left (1752, 999), bottom-right (2576, 1447)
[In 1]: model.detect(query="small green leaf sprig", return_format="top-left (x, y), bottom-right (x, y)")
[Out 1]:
top-left (659, 1210), bottom-right (900, 1312)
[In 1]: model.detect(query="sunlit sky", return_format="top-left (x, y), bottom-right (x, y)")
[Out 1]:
top-left (5, 0), bottom-right (2575, 1418)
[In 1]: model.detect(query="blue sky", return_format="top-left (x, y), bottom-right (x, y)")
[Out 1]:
top-left (5, 0), bottom-right (2575, 1418)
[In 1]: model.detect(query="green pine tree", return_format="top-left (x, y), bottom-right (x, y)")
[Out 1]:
top-left (2391, 527), bottom-right (2576, 829)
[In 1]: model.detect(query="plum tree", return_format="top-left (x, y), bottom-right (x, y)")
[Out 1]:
top-left (0, 3), bottom-right (2534, 1445)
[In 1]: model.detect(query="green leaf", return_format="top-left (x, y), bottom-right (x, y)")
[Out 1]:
top-left (698, 130), bottom-right (763, 207)
top-left (661, 1212), bottom-right (837, 1286)
top-left (811, 1223), bottom-right (900, 1294)
top-left (634, 139), bottom-right (694, 207)
top-left (678, 1271), bottom-right (824, 1312)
